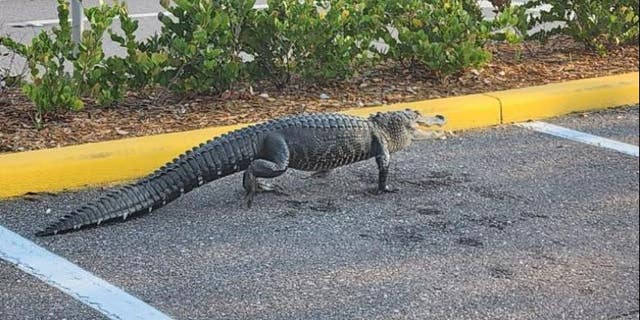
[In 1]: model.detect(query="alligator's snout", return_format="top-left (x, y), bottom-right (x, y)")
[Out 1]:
top-left (417, 114), bottom-right (446, 127)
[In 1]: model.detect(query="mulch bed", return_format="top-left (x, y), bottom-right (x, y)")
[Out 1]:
top-left (0, 37), bottom-right (638, 154)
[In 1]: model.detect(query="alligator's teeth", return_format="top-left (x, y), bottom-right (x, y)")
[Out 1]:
top-left (122, 212), bottom-right (129, 220)
top-left (74, 224), bottom-right (80, 230)
top-left (148, 207), bottom-right (153, 213)
top-left (97, 219), bottom-right (102, 226)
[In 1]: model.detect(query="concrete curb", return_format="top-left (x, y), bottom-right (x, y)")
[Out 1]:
top-left (1, 72), bottom-right (638, 198)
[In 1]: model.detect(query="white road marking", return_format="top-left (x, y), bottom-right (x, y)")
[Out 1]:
top-left (8, 3), bottom-right (270, 27)
top-left (12, 2), bottom-right (514, 28)
top-left (0, 225), bottom-right (173, 320)
top-left (517, 121), bottom-right (639, 157)
top-left (7, 12), bottom-right (171, 27)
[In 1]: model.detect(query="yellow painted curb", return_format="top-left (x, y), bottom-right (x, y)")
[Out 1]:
top-left (0, 124), bottom-right (247, 199)
top-left (496, 72), bottom-right (639, 123)
top-left (0, 72), bottom-right (638, 198)
top-left (344, 93), bottom-right (501, 131)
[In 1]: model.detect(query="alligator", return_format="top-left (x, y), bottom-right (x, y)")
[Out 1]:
top-left (37, 109), bottom-right (446, 236)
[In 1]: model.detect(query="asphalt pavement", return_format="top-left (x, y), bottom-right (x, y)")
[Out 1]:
top-left (1, 106), bottom-right (638, 320)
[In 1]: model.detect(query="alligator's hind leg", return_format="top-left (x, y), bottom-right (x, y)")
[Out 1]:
top-left (243, 134), bottom-right (289, 207)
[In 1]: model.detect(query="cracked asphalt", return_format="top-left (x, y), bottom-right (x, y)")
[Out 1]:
top-left (1, 106), bottom-right (638, 320)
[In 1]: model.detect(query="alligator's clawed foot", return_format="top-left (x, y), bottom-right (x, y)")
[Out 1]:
top-left (244, 190), bottom-right (255, 208)
top-left (243, 172), bottom-right (257, 208)
top-left (303, 169), bottom-right (332, 179)
top-left (243, 176), bottom-right (288, 207)
top-left (256, 181), bottom-right (289, 196)
top-left (375, 186), bottom-right (399, 195)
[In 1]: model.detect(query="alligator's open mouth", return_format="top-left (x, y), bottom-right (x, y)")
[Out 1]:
top-left (417, 114), bottom-right (446, 127)
top-left (412, 114), bottom-right (446, 140)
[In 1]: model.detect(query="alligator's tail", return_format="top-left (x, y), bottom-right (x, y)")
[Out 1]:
top-left (36, 128), bottom-right (258, 236)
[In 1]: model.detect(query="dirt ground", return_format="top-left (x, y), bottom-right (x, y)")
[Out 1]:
top-left (0, 37), bottom-right (638, 153)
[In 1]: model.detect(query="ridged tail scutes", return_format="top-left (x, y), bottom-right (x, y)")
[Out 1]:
top-left (36, 124), bottom-right (263, 236)
top-left (35, 140), bottom-right (236, 236)
top-left (36, 179), bottom-right (161, 236)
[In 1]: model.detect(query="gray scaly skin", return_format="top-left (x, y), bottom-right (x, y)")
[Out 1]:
top-left (37, 109), bottom-right (445, 236)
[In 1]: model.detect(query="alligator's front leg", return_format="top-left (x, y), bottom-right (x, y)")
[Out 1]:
top-left (243, 134), bottom-right (289, 207)
top-left (373, 139), bottom-right (398, 194)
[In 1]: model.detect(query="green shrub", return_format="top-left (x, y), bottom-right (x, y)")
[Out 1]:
top-left (524, 0), bottom-right (639, 53)
top-left (8, 0), bottom-right (634, 123)
top-left (243, 0), bottom-right (383, 87)
top-left (75, 3), bottom-right (123, 106)
top-left (0, 0), bottom-right (137, 123)
top-left (378, 0), bottom-right (492, 76)
top-left (490, 4), bottom-right (529, 45)
top-left (489, 0), bottom-right (513, 13)
top-left (0, 0), bottom-right (81, 126)
top-left (461, 0), bottom-right (484, 22)
top-left (107, 7), bottom-right (169, 91)
top-left (155, 0), bottom-right (254, 93)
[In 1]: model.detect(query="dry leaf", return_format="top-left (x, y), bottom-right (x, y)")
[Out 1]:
top-left (115, 128), bottom-right (129, 135)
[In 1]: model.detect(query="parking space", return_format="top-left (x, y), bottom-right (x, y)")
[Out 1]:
top-left (1, 106), bottom-right (638, 320)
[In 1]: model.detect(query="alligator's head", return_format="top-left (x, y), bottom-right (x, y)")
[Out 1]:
top-left (369, 109), bottom-right (446, 152)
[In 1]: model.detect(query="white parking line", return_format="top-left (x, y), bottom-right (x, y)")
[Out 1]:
top-left (0, 225), bottom-right (173, 320)
top-left (8, 4), bottom-right (270, 27)
top-left (7, 11), bottom-right (171, 27)
top-left (517, 121), bottom-right (639, 157)
top-left (11, 2), bottom-right (513, 28)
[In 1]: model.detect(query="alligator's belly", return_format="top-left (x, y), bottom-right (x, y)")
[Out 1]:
top-left (286, 129), bottom-right (373, 171)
